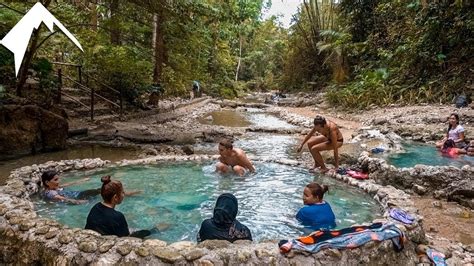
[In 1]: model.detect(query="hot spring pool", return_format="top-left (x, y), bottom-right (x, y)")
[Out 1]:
top-left (34, 162), bottom-right (381, 243)
top-left (386, 142), bottom-right (474, 168)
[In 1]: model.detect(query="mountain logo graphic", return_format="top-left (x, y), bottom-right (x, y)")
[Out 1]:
top-left (0, 2), bottom-right (83, 77)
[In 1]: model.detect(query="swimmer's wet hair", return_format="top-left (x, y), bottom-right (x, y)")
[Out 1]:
top-left (41, 170), bottom-right (58, 188)
top-left (219, 139), bottom-right (233, 149)
top-left (313, 115), bottom-right (327, 126)
top-left (100, 175), bottom-right (123, 203)
top-left (306, 182), bottom-right (329, 200)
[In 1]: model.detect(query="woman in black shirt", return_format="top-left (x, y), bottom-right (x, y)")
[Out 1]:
top-left (85, 175), bottom-right (130, 236)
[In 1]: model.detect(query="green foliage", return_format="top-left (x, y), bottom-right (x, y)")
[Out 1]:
top-left (31, 58), bottom-right (57, 91)
top-left (280, 0), bottom-right (338, 91)
top-left (85, 45), bottom-right (152, 105)
top-left (325, 0), bottom-right (474, 108)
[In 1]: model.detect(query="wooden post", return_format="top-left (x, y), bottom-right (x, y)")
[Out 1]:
top-left (119, 86), bottom-right (123, 118)
top-left (57, 68), bottom-right (62, 103)
top-left (91, 86), bottom-right (95, 121)
top-left (89, 75), bottom-right (94, 121)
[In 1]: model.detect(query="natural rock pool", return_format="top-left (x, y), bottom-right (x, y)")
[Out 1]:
top-left (33, 162), bottom-right (381, 243)
top-left (386, 142), bottom-right (474, 168)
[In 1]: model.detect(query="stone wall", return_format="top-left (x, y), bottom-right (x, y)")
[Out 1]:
top-left (357, 152), bottom-right (474, 209)
top-left (0, 156), bottom-right (422, 265)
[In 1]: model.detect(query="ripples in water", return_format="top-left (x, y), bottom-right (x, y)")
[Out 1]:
top-left (34, 162), bottom-right (381, 243)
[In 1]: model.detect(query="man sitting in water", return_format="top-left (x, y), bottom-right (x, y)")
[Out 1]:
top-left (216, 139), bottom-right (255, 176)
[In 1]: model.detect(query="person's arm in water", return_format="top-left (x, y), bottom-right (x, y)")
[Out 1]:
top-left (297, 127), bottom-right (317, 152)
top-left (124, 190), bottom-right (142, 196)
top-left (330, 125), bottom-right (340, 169)
top-left (239, 152), bottom-right (255, 172)
top-left (52, 194), bottom-right (87, 204)
top-left (61, 177), bottom-right (91, 188)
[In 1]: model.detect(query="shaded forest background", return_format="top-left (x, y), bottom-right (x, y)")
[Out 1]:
top-left (0, 0), bottom-right (472, 109)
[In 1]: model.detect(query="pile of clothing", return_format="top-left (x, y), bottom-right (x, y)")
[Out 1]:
top-left (336, 167), bottom-right (369, 180)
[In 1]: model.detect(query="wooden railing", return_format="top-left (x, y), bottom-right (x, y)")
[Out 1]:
top-left (52, 62), bottom-right (123, 121)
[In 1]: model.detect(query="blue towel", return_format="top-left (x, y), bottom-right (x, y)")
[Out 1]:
top-left (289, 223), bottom-right (404, 253)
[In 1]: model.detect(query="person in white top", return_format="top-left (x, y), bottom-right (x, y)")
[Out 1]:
top-left (436, 113), bottom-right (466, 149)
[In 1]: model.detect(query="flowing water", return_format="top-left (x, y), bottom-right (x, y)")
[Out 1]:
top-left (386, 142), bottom-right (474, 168)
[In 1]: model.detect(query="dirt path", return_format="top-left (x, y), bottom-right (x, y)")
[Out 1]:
top-left (413, 196), bottom-right (474, 247)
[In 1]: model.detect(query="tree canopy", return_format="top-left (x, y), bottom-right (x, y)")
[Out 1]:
top-left (0, 0), bottom-right (472, 108)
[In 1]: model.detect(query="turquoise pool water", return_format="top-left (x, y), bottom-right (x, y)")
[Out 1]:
top-left (34, 162), bottom-right (381, 242)
top-left (386, 142), bottom-right (474, 168)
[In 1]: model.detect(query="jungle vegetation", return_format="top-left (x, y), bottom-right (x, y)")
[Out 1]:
top-left (0, 0), bottom-right (472, 108)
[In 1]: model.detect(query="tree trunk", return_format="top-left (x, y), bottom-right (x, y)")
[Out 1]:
top-left (234, 33), bottom-right (243, 81)
top-left (16, 0), bottom-right (52, 96)
top-left (90, 0), bottom-right (98, 31)
top-left (152, 7), bottom-right (166, 84)
top-left (110, 0), bottom-right (120, 45)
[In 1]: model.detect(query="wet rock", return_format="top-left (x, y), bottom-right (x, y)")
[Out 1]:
top-left (198, 240), bottom-right (230, 250)
top-left (237, 250), bottom-right (252, 262)
top-left (79, 241), bottom-right (98, 253)
top-left (44, 228), bottom-right (59, 239)
top-left (136, 246), bottom-right (150, 257)
top-left (182, 145), bottom-right (194, 155)
top-left (58, 230), bottom-right (74, 244)
top-left (19, 220), bottom-right (36, 231)
top-left (98, 240), bottom-right (116, 253)
top-left (116, 242), bottom-right (132, 256)
top-left (183, 248), bottom-right (206, 261)
top-left (0, 205), bottom-right (7, 215)
top-left (8, 216), bottom-right (22, 225)
top-left (169, 241), bottom-right (195, 251)
top-left (152, 247), bottom-right (183, 263)
top-left (35, 226), bottom-right (50, 235)
top-left (196, 259), bottom-right (215, 266)
top-left (255, 247), bottom-right (273, 258)
top-left (143, 239), bottom-right (167, 248)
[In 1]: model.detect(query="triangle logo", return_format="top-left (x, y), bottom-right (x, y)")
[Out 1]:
top-left (0, 2), bottom-right (84, 77)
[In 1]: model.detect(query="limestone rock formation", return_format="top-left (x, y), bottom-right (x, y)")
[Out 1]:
top-left (0, 105), bottom-right (68, 160)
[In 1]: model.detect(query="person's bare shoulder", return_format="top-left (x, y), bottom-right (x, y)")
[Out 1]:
top-left (234, 148), bottom-right (247, 157)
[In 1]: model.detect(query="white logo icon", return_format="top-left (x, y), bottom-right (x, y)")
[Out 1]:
top-left (0, 2), bottom-right (83, 77)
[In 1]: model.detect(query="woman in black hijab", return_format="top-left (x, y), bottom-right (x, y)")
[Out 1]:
top-left (197, 193), bottom-right (252, 242)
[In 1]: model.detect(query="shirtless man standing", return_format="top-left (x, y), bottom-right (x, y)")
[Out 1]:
top-left (216, 139), bottom-right (255, 176)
